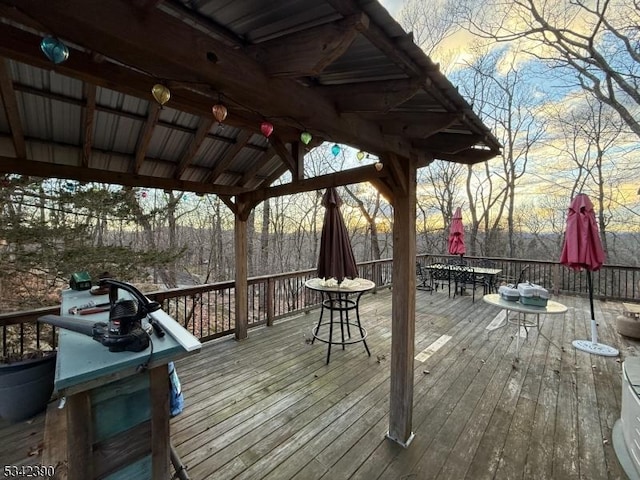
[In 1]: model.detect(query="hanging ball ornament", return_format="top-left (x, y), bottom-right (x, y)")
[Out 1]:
top-left (40, 36), bottom-right (69, 64)
top-left (300, 131), bottom-right (312, 145)
top-left (331, 144), bottom-right (340, 157)
top-left (212, 104), bottom-right (228, 123)
top-left (261, 121), bottom-right (274, 138)
top-left (151, 84), bottom-right (171, 106)
top-left (356, 150), bottom-right (365, 161)
top-left (375, 161), bottom-right (383, 171)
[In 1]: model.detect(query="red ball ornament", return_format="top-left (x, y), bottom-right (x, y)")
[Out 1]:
top-left (260, 121), bottom-right (274, 138)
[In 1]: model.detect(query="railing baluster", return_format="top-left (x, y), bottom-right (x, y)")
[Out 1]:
top-left (3, 257), bottom-right (640, 348)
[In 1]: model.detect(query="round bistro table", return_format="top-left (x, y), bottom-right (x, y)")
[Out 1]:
top-left (483, 293), bottom-right (568, 357)
top-left (305, 278), bottom-right (374, 364)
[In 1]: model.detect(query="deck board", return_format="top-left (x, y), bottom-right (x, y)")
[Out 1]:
top-left (2, 290), bottom-right (639, 479)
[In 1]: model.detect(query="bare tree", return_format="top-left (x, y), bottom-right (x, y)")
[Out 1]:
top-left (259, 198), bottom-right (270, 274)
top-left (462, 0), bottom-right (640, 139)
top-left (456, 45), bottom-right (546, 257)
top-left (399, 0), bottom-right (462, 56)
top-left (343, 184), bottom-right (388, 262)
top-left (544, 94), bottom-right (628, 254)
top-left (417, 162), bottom-right (466, 254)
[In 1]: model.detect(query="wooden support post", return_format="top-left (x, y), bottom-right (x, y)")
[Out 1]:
top-left (234, 212), bottom-right (249, 340)
top-left (386, 155), bottom-right (417, 447)
top-left (290, 141), bottom-right (305, 182)
top-left (67, 392), bottom-right (93, 480)
top-left (266, 277), bottom-right (275, 326)
top-left (552, 263), bottom-right (560, 295)
top-left (150, 366), bottom-right (170, 479)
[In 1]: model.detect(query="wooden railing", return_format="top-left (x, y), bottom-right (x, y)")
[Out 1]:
top-left (1, 255), bottom-right (639, 358)
top-left (149, 259), bottom-right (393, 342)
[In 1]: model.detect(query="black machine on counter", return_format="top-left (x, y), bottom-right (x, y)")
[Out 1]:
top-left (39, 279), bottom-right (165, 352)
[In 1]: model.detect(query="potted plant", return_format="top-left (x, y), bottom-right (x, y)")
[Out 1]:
top-left (0, 319), bottom-right (57, 423)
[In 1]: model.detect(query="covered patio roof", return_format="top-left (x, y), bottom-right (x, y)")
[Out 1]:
top-left (0, 0), bottom-right (500, 197)
top-left (0, 0), bottom-right (501, 447)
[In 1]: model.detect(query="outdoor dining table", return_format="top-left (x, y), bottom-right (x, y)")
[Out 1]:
top-left (305, 277), bottom-right (374, 364)
top-left (425, 263), bottom-right (502, 295)
top-left (483, 293), bottom-right (568, 357)
top-left (425, 263), bottom-right (502, 277)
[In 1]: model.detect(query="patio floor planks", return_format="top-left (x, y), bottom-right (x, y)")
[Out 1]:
top-left (1, 288), bottom-right (639, 479)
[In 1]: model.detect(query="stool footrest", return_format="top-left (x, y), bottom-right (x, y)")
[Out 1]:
top-left (312, 321), bottom-right (367, 345)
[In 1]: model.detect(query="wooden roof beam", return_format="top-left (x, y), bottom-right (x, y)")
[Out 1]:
top-left (0, 155), bottom-right (244, 195)
top-left (2, 1), bottom-right (416, 158)
top-left (0, 58), bottom-right (26, 158)
top-left (131, 0), bottom-right (163, 13)
top-left (248, 163), bottom-right (386, 203)
top-left (238, 146), bottom-right (276, 188)
top-left (377, 113), bottom-right (461, 138)
top-left (134, 102), bottom-right (160, 174)
top-left (382, 152), bottom-right (408, 196)
top-left (436, 148), bottom-right (501, 165)
top-left (11, 80), bottom-right (274, 151)
top-left (252, 163), bottom-right (290, 192)
top-left (82, 83), bottom-right (96, 167)
top-left (269, 135), bottom-right (302, 181)
top-left (413, 133), bottom-right (482, 154)
top-left (327, 0), bottom-right (435, 78)
top-left (368, 177), bottom-right (394, 204)
top-left (247, 14), bottom-right (369, 77)
top-left (0, 23), bottom-right (302, 142)
top-left (174, 117), bottom-right (214, 179)
top-left (321, 78), bottom-right (424, 113)
top-left (204, 130), bottom-right (252, 184)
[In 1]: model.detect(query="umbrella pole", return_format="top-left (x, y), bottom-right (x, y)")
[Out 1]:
top-left (572, 270), bottom-right (619, 357)
top-left (587, 271), bottom-right (598, 345)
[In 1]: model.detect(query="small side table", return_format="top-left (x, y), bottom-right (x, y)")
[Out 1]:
top-left (483, 293), bottom-right (568, 357)
top-left (305, 278), bottom-right (374, 364)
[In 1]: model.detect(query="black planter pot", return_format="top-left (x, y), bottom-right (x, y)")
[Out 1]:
top-left (0, 352), bottom-right (57, 423)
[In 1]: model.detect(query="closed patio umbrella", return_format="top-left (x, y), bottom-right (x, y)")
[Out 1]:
top-left (448, 207), bottom-right (465, 257)
top-left (317, 187), bottom-right (358, 282)
top-left (560, 193), bottom-right (618, 356)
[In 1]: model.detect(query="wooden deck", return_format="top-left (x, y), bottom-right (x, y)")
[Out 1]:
top-left (2, 288), bottom-right (639, 479)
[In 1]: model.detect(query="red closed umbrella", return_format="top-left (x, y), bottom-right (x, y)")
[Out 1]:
top-left (448, 207), bottom-right (465, 256)
top-left (560, 193), bottom-right (617, 356)
top-left (317, 187), bottom-right (358, 283)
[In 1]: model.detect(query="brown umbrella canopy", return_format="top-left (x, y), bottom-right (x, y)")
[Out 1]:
top-left (317, 187), bottom-right (358, 282)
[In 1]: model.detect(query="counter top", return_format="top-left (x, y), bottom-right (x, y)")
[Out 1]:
top-left (56, 289), bottom-right (200, 395)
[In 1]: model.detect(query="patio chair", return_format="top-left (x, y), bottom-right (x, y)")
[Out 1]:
top-left (430, 265), bottom-right (453, 297)
top-left (447, 257), bottom-right (466, 266)
top-left (498, 265), bottom-right (530, 288)
top-left (479, 259), bottom-right (499, 294)
top-left (452, 266), bottom-right (482, 302)
top-left (517, 265), bottom-right (530, 284)
top-left (416, 262), bottom-right (433, 291)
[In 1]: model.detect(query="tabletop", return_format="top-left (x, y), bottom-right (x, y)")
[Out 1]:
top-left (56, 289), bottom-right (201, 394)
top-left (305, 277), bottom-right (375, 294)
top-left (482, 293), bottom-right (568, 315)
top-left (425, 264), bottom-right (502, 276)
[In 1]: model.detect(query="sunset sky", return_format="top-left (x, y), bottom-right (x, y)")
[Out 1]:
top-left (373, 0), bottom-right (640, 231)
